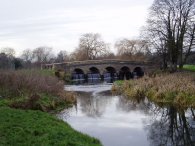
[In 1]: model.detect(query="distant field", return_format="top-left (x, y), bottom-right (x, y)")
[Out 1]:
top-left (183, 65), bottom-right (195, 72)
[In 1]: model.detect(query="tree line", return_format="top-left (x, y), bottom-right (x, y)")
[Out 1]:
top-left (0, 0), bottom-right (194, 71)
top-left (0, 33), bottom-right (152, 70)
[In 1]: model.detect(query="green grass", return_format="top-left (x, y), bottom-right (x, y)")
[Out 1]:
top-left (0, 107), bottom-right (102, 146)
top-left (183, 64), bottom-right (195, 72)
top-left (0, 70), bottom-right (102, 146)
top-left (0, 93), bottom-right (74, 113)
top-left (114, 80), bottom-right (124, 86)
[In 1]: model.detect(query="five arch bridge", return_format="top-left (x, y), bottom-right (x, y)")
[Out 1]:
top-left (42, 60), bottom-right (158, 83)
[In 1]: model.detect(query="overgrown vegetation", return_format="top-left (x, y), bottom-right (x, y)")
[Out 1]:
top-left (0, 70), bottom-right (102, 146)
top-left (0, 107), bottom-right (101, 146)
top-left (112, 73), bottom-right (195, 108)
top-left (0, 70), bottom-right (75, 112)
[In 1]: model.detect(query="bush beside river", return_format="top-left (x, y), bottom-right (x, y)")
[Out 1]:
top-left (0, 70), bottom-right (102, 146)
top-left (0, 70), bottom-right (75, 112)
top-left (112, 72), bottom-right (195, 109)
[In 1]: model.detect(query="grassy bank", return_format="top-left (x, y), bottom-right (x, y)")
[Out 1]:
top-left (0, 107), bottom-right (101, 146)
top-left (112, 73), bottom-right (195, 108)
top-left (0, 70), bottom-right (102, 146)
top-left (183, 65), bottom-right (195, 72)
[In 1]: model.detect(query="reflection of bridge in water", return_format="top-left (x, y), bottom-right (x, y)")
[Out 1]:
top-left (42, 59), bottom-right (158, 84)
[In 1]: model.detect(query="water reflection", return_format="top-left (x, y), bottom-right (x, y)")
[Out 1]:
top-left (147, 106), bottom-right (195, 146)
top-left (76, 92), bottom-right (111, 117)
top-left (116, 97), bottom-right (150, 114)
top-left (59, 85), bottom-right (195, 146)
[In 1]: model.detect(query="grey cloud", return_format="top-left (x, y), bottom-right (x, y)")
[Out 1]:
top-left (0, 0), bottom-right (154, 54)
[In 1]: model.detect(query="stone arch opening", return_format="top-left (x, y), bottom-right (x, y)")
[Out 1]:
top-left (74, 68), bottom-right (84, 74)
top-left (119, 66), bottom-right (132, 80)
top-left (89, 67), bottom-right (100, 74)
top-left (133, 67), bottom-right (144, 78)
top-left (88, 67), bottom-right (101, 84)
top-left (105, 66), bottom-right (116, 73)
top-left (104, 67), bottom-right (117, 83)
top-left (72, 68), bottom-right (85, 84)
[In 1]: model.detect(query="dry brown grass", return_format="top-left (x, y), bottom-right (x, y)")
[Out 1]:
top-left (0, 70), bottom-right (63, 98)
top-left (0, 70), bottom-right (76, 111)
top-left (113, 72), bottom-right (195, 108)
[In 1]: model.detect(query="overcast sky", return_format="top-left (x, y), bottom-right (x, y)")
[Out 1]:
top-left (0, 0), bottom-right (154, 56)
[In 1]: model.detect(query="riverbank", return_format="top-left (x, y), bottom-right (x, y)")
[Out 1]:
top-left (0, 70), bottom-right (76, 112)
top-left (0, 70), bottom-right (102, 146)
top-left (0, 107), bottom-right (101, 146)
top-left (112, 72), bottom-right (195, 108)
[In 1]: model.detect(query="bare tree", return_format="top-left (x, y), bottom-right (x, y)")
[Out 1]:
top-left (0, 53), bottom-right (14, 69)
top-left (144, 0), bottom-right (195, 71)
top-left (21, 49), bottom-right (33, 62)
top-left (115, 39), bottom-right (135, 58)
top-left (96, 50), bottom-right (116, 60)
top-left (141, 29), bottom-right (169, 69)
top-left (75, 33), bottom-right (109, 60)
top-left (115, 39), bottom-right (150, 61)
top-left (0, 48), bottom-right (16, 69)
top-left (183, 23), bottom-right (195, 64)
top-left (33, 46), bottom-right (54, 64)
top-left (69, 48), bottom-right (87, 61)
top-left (55, 50), bottom-right (69, 62)
top-left (0, 47), bottom-right (15, 58)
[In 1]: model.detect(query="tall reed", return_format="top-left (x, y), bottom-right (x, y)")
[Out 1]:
top-left (113, 73), bottom-right (195, 108)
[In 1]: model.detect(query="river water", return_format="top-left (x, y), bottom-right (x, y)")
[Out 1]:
top-left (58, 84), bottom-right (195, 146)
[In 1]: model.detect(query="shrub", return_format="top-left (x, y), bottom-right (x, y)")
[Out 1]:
top-left (0, 70), bottom-right (63, 97)
top-left (0, 70), bottom-right (76, 111)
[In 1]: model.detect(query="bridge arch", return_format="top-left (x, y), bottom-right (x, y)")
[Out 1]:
top-left (87, 67), bottom-right (101, 83)
top-left (103, 66), bottom-right (117, 83)
top-left (72, 68), bottom-right (85, 84)
top-left (105, 66), bottom-right (116, 73)
top-left (133, 67), bottom-right (144, 78)
top-left (73, 68), bottom-right (85, 74)
top-left (119, 66), bottom-right (132, 80)
top-left (89, 67), bottom-right (100, 74)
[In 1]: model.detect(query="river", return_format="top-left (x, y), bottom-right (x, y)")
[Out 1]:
top-left (58, 84), bottom-right (195, 146)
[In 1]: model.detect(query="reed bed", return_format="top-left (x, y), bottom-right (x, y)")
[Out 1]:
top-left (112, 73), bottom-right (195, 108)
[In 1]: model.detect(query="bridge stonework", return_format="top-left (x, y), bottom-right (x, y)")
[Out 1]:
top-left (42, 60), bottom-right (158, 76)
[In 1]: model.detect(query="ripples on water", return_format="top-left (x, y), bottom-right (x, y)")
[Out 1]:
top-left (59, 84), bottom-right (195, 146)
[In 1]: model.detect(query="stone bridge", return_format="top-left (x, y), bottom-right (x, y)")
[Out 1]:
top-left (42, 59), bottom-right (158, 81)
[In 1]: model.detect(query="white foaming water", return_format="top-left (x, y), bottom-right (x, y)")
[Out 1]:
top-left (65, 84), bottom-right (112, 96)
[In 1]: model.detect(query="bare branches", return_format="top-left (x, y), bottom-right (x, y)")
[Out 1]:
top-left (74, 33), bottom-right (109, 60)
top-left (144, 0), bottom-right (195, 71)
top-left (32, 46), bottom-right (54, 64)
top-left (115, 38), bottom-right (150, 61)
